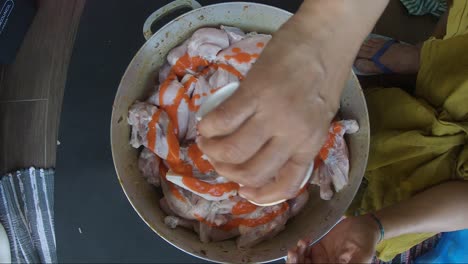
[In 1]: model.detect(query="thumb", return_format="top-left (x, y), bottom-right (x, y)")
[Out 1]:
top-left (198, 84), bottom-right (256, 138)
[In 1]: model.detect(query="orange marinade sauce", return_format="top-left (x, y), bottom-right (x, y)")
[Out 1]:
top-left (224, 47), bottom-right (259, 64)
top-left (147, 110), bottom-right (162, 152)
top-left (181, 177), bottom-right (239, 197)
top-left (232, 200), bottom-right (258, 215)
top-left (319, 122), bottom-right (343, 160)
top-left (187, 144), bottom-right (214, 173)
top-left (197, 202), bottom-right (289, 231)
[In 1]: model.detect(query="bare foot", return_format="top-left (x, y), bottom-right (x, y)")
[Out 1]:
top-left (354, 38), bottom-right (421, 74)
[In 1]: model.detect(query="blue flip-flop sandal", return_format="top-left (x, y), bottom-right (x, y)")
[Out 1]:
top-left (353, 34), bottom-right (407, 76)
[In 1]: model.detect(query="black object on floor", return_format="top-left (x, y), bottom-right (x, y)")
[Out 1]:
top-left (56, 0), bottom-right (301, 262)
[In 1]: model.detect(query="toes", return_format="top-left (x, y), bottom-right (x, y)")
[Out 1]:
top-left (359, 38), bottom-right (389, 59)
top-left (357, 46), bottom-right (375, 59)
top-left (354, 59), bottom-right (382, 74)
top-left (366, 37), bottom-right (387, 47)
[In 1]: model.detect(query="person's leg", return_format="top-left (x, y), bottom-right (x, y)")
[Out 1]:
top-left (354, 40), bottom-right (421, 74)
top-left (354, 8), bottom-right (449, 75)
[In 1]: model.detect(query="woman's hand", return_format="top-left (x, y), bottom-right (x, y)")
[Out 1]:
top-left (198, 1), bottom-right (389, 205)
top-left (198, 17), bottom-right (340, 204)
top-left (287, 216), bottom-right (380, 264)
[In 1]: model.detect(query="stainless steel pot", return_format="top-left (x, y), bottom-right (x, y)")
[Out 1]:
top-left (111, 1), bottom-right (370, 263)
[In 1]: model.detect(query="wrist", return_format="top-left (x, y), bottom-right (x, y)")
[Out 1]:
top-left (368, 213), bottom-right (385, 242)
top-left (357, 215), bottom-right (382, 245)
top-left (374, 211), bottom-right (400, 240)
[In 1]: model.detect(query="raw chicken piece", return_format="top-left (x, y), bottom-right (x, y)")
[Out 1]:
top-left (237, 203), bottom-right (290, 248)
top-left (176, 99), bottom-right (190, 141)
top-left (179, 144), bottom-right (215, 176)
top-left (128, 102), bottom-right (169, 160)
top-left (181, 74), bottom-right (198, 97)
top-left (195, 199), bottom-right (242, 242)
top-left (209, 66), bottom-right (240, 89)
top-left (147, 78), bottom-right (178, 107)
top-left (146, 87), bottom-right (159, 107)
top-left (185, 112), bottom-right (198, 142)
top-left (167, 28), bottom-right (228, 77)
top-left (311, 164), bottom-right (334, 200)
top-left (165, 215), bottom-right (240, 243)
top-left (160, 197), bottom-right (176, 216)
top-left (320, 120), bottom-right (359, 192)
top-left (166, 170), bottom-right (238, 201)
top-left (160, 177), bottom-right (213, 220)
top-left (167, 198), bottom-right (239, 242)
top-left (167, 39), bottom-right (190, 66)
top-left (179, 75), bottom-right (199, 141)
top-left (311, 120), bottom-right (359, 199)
top-left (221, 25), bottom-right (246, 44)
top-left (198, 64), bottom-right (219, 79)
top-left (148, 78), bottom-right (191, 141)
top-left (217, 34), bottom-right (271, 76)
top-left (182, 75), bottom-right (212, 141)
top-left (187, 28), bottom-right (230, 61)
top-left (165, 215), bottom-right (197, 229)
top-left (159, 63), bottom-right (172, 84)
top-left (128, 101), bottom-right (157, 148)
top-left (138, 148), bottom-right (161, 187)
top-left (288, 189), bottom-right (309, 217)
top-left (191, 75), bottom-right (212, 109)
top-left (150, 79), bottom-right (183, 107)
top-left (198, 223), bottom-right (240, 243)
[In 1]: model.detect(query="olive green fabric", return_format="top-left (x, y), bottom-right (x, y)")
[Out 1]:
top-left (349, 0), bottom-right (468, 260)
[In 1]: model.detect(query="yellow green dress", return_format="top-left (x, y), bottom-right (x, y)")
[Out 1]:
top-left (350, 0), bottom-right (468, 260)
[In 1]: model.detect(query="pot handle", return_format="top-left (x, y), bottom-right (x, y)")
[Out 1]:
top-left (143, 0), bottom-right (202, 40)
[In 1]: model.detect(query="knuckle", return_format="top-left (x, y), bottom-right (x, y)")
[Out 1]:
top-left (245, 175), bottom-right (264, 188)
top-left (219, 142), bottom-right (244, 163)
top-left (212, 106), bottom-right (235, 132)
top-left (250, 171), bottom-right (271, 188)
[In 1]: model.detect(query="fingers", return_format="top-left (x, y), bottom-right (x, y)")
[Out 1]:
top-left (197, 115), bottom-right (270, 164)
top-left (239, 155), bottom-right (311, 204)
top-left (297, 240), bottom-right (308, 264)
top-left (209, 137), bottom-right (290, 188)
top-left (286, 246), bottom-right (298, 264)
top-left (309, 243), bottom-right (329, 263)
top-left (198, 85), bottom-right (257, 139)
top-left (287, 240), bottom-right (311, 264)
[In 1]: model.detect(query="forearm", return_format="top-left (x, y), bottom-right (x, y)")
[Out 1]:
top-left (278, 0), bottom-right (389, 110)
top-left (376, 181), bottom-right (468, 239)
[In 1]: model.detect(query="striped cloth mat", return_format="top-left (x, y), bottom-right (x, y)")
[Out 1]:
top-left (374, 234), bottom-right (441, 264)
top-left (0, 168), bottom-right (56, 263)
top-left (400, 0), bottom-right (448, 17)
